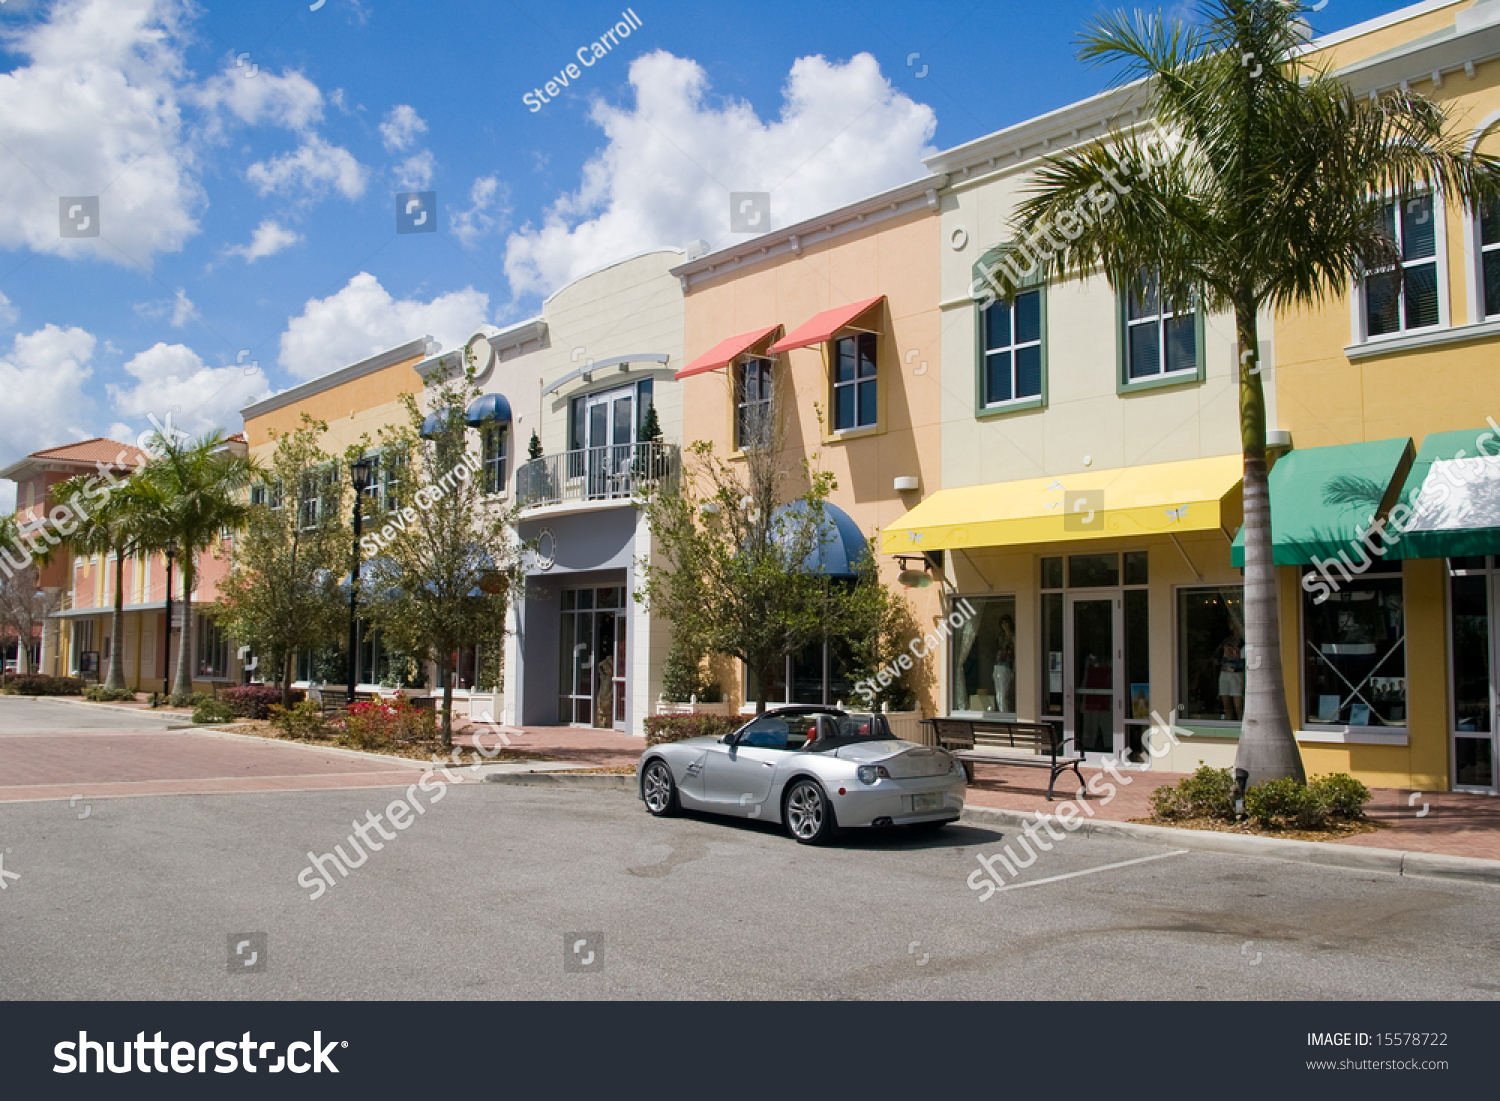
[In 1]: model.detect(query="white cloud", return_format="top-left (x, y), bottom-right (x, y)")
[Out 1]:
top-left (503, 50), bottom-right (937, 296)
top-left (380, 104), bottom-right (427, 152)
top-left (0, 325), bottom-right (97, 468)
top-left (451, 175), bottom-right (509, 247)
top-left (226, 219), bottom-right (303, 262)
top-left (278, 273), bottom-right (489, 381)
top-left (0, 0), bottom-right (202, 264)
top-left (134, 288), bottom-right (198, 328)
top-left (247, 135), bottom-right (367, 201)
top-left (393, 149), bottom-right (435, 190)
top-left (196, 64), bottom-right (324, 134)
top-left (106, 342), bottom-right (271, 437)
top-left (0, 292), bottom-right (17, 327)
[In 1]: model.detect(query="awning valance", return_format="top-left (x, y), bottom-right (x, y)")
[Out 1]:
top-left (1390, 426), bottom-right (1500, 560)
top-left (464, 393), bottom-right (512, 427)
top-left (881, 454), bottom-right (1244, 555)
top-left (1230, 438), bottom-right (1412, 567)
top-left (676, 325), bottom-right (781, 380)
top-left (769, 296), bottom-right (884, 354)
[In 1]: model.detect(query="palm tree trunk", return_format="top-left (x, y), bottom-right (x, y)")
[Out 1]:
top-left (1231, 305), bottom-right (1305, 787)
top-left (172, 558), bottom-right (194, 700)
top-left (105, 549), bottom-right (126, 691)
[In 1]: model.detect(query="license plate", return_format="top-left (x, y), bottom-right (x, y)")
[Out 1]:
top-left (911, 793), bottom-right (942, 813)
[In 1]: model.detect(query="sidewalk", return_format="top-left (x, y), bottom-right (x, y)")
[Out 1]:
top-left (962, 761), bottom-right (1500, 862)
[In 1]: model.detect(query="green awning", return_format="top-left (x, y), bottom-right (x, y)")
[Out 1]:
top-left (1389, 425), bottom-right (1500, 560)
top-left (1231, 438), bottom-right (1413, 567)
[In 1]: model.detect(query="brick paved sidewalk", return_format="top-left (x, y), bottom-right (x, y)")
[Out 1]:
top-left (961, 760), bottom-right (1500, 862)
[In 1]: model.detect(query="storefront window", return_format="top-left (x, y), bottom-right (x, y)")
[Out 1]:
top-left (1451, 557), bottom-right (1495, 790)
top-left (748, 638), bottom-right (855, 707)
top-left (1303, 563), bottom-right (1406, 727)
top-left (1069, 553), bottom-right (1119, 588)
top-left (1177, 587), bottom-right (1246, 722)
top-left (951, 596), bottom-right (1017, 714)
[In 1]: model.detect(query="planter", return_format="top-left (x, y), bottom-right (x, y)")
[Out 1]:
top-left (883, 710), bottom-right (928, 745)
top-left (655, 699), bottom-right (733, 718)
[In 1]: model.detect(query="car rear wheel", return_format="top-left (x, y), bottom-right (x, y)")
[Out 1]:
top-left (783, 779), bottom-right (835, 845)
top-left (642, 759), bottom-right (680, 817)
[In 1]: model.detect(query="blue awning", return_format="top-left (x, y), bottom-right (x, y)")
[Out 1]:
top-left (420, 412), bottom-right (445, 439)
top-left (465, 393), bottom-right (512, 427)
top-left (771, 500), bottom-right (869, 578)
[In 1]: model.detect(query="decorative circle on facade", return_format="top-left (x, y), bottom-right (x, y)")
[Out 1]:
top-left (949, 227), bottom-right (969, 251)
top-left (535, 528), bottom-right (557, 571)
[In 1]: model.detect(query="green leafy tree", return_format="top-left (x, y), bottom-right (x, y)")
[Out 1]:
top-left (212, 415), bottom-right (349, 707)
top-left (132, 430), bottom-right (260, 700)
top-left (1005, 0), bottom-right (1500, 785)
top-left (51, 473), bottom-right (150, 690)
top-left (638, 381), bottom-right (841, 715)
top-left (362, 360), bottom-right (526, 745)
top-left (841, 551), bottom-right (921, 712)
top-left (0, 516), bottom-right (52, 675)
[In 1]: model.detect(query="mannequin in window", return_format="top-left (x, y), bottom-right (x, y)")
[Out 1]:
top-left (991, 614), bottom-right (1016, 713)
top-left (595, 654), bottom-right (615, 728)
top-left (1215, 635), bottom-right (1244, 720)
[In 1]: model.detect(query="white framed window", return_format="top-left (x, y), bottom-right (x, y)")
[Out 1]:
top-left (1123, 273), bottom-right (1199, 383)
top-left (481, 424), bottom-right (508, 495)
top-left (832, 332), bottom-right (877, 431)
top-left (1477, 196), bottom-right (1500, 321)
top-left (982, 290), bottom-right (1044, 407)
top-left (736, 357), bottom-right (773, 450)
top-left (1358, 192), bottom-right (1446, 340)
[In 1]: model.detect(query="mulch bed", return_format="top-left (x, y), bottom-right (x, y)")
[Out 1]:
top-left (212, 720), bottom-right (552, 764)
top-left (1129, 815), bottom-right (1387, 842)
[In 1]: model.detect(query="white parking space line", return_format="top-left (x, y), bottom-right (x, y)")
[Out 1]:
top-left (995, 849), bottom-right (1191, 893)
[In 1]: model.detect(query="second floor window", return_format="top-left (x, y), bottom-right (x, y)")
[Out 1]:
top-left (833, 332), bottom-right (877, 431)
top-left (1481, 196), bottom-right (1500, 319)
top-left (481, 424), bottom-right (508, 495)
top-left (1125, 274), bottom-right (1197, 382)
top-left (983, 289), bottom-right (1043, 406)
top-left (736, 358), bottom-right (773, 450)
top-left (1365, 194), bottom-right (1439, 337)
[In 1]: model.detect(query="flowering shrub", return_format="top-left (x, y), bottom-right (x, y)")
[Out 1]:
top-left (338, 696), bottom-right (437, 749)
top-left (223, 684), bottom-right (304, 720)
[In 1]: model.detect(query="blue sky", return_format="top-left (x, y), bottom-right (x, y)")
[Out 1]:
top-left (0, 0), bottom-right (1410, 509)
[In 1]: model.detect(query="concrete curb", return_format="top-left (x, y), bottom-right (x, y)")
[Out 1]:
top-left (959, 805), bottom-right (1500, 885)
top-left (485, 771), bottom-right (637, 792)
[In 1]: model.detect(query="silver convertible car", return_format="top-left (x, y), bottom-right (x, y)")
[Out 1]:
top-left (638, 706), bottom-right (966, 844)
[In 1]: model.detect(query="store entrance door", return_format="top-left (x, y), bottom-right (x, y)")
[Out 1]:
top-left (1065, 593), bottom-right (1123, 761)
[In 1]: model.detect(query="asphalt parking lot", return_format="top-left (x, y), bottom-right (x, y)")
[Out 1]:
top-left (3, 782), bottom-right (1499, 1000)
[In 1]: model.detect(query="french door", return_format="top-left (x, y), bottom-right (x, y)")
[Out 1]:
top-left (558, 586), bottom-right (628, 730)
top-left (585, 387), bottom-right (635, 498)
top-left (1064, 593), bottom-right (1124, 762)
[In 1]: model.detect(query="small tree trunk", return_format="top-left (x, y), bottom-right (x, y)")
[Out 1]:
top-left (439, 655), bottom-right (454, 747)
top-left (1231, 304), bottom-right (1305, 787)
top-left (172, 561), bottom-right (194, 700)
top-left (105, 550), bottom-right (127, 691)
top-left (281, 652), bottom-right (294, 710)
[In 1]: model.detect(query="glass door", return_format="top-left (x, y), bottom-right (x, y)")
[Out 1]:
top-left (1065, 593), bottom-right (1123, 761)
top-left (585, 387), bottom-right (634, 498)
top-left (1450, 557), bottom-right (1497, 793)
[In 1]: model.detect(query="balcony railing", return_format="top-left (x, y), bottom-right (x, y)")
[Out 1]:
top-left (515, 442), bottom-right (679, 511)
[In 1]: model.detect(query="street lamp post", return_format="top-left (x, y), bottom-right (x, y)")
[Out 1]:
top-left (161, 539), bottom-right (177, 701)
top-left (347, 459), bottom-right (375, 705)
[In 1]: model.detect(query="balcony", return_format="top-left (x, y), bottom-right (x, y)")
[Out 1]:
top-left (515, 442), bottom-right (679, 512)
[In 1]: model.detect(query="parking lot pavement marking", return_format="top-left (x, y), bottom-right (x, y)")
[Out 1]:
top-left (994, 849), bottom-right (1190, 894)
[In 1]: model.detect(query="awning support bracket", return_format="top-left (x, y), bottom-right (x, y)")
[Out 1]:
top-left (1169, 534), bottom-right (1202, 581)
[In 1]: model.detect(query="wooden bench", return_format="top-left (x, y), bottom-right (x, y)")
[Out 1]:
top-left (923, 718), bottom-right (1086, 801)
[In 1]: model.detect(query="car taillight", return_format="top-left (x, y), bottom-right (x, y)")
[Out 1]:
top-left (856, 765), bottom-right (891, 785)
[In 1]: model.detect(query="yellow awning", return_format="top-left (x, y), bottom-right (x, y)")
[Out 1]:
top-left (880, 454), bottom-right (1244, 555)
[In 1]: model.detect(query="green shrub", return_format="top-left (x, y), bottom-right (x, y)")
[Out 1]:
top-left (1245, 777), bottom-right (1328, 830)
top-left (84, 686), bottom-right (138, 702)
top-left (643, 713), bottom-right (741, 747)
top-left (1309, 773), bottom-right (1371, 820)
top-left (3, 674), bottom-right (86, 696)
top-left (1148, 765), bottom-right (1237, 821)
top-left (168, 691), bottom-right (212, 709)
top-left (268, 699), bottom-right (330, 740)
top-left (222, 684), bottom-right (303, 720)
top-left (192, 698), bottom-right (237, 724)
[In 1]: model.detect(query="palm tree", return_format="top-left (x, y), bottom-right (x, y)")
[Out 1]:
top-left (134, 431), bottom-right (259, 700)
top-left (51, 473), bottom-right (149, 691)
top-left (1005, 0), bottom-right (1500, 785)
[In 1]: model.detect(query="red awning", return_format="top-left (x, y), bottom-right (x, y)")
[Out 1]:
top-left (675, 324), bottom-right (782, 380)
top-left (769, 296), bottom-right (884, 354)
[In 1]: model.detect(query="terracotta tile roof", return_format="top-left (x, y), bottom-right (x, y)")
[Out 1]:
top-left (225, 433), bottom-right (247, 443)
top-left (26, 438), bottom-right (147, 468)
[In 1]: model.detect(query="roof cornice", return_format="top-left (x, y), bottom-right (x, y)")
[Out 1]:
top-left (668, 175), bottom-right (946, 292)
top-left (240, 338), bottom-right (429, 421)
